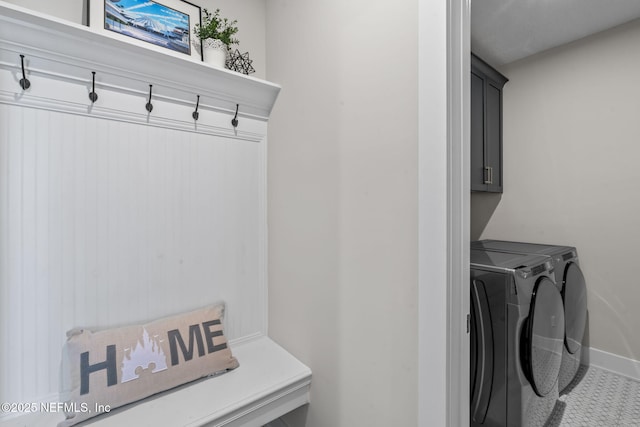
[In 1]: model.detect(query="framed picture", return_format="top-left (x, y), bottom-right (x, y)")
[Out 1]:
top-left (87, 0), bottom-right (203, 61)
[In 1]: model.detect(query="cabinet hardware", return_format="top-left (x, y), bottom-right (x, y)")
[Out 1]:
top-left (484, 166), bottom-right (493, 185)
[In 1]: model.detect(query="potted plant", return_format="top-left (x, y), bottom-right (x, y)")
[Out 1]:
top-left (194, 8), bottom-right (239, 68)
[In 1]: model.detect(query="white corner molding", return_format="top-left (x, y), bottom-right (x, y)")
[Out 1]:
top-left (0, 1), bottom-right (280, 129)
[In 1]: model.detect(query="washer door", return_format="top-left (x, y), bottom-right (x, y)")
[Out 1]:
top-left (520, 276), bottom-right (565, 397)
top-left (562, 262), bottom-right (588, 354)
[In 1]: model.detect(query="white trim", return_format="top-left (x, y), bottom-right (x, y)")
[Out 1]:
top-left (446, 1), bottom-right (471, 426)
top-left (419, 0), bottom-right (468, 426)
top-left (418, 0), bottom-right (448, 421)
top-left (0, 89), bottom-right (264, 142)
top-left (587, 347), bottom-right (640, 381)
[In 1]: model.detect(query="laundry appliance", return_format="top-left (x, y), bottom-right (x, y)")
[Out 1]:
top-left (471, 240), bottom-right (588, 392)
top-left (470, 249), bottom-right (564, 427)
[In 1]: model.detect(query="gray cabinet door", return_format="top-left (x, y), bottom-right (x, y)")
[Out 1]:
top-left (485, 83), bottom-right (502, 192)
top-left (471, 54), bottom-right (507, 193)
top-left (471, 72), bottom-right (486, 191)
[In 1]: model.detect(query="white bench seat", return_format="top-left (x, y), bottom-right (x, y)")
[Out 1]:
top-left (0, 337), bottom-right (311, 427)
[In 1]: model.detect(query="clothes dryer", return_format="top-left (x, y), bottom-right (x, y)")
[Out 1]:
top-left (471, 240), bottom-right (588, 392)
top-left (470, 249), bottom-right (564, 427)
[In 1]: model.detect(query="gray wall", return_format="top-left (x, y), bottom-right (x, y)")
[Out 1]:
top-left (3, 0), bottom-right (84, 23)
top-left (474, 19), bottom-right (640, 361)
top-left (266, 0), bottom-right (420, 425)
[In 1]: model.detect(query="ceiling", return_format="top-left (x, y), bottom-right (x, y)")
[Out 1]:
top-left (471, 0), bottom-right (640, 66)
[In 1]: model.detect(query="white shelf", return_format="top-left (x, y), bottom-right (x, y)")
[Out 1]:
top-left (0, 1), bottom-right (280, 120)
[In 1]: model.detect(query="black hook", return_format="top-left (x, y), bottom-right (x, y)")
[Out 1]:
top-left (19, 55), bottom-right (30, 90)
top-left (231, 104), bottom-right (239, 128)
top-left (145, 84), bottom-right (153, 113)
top-left (89, 71), bottom-right (98, 103)
top-left (192, 95), bottom-right (200, 121)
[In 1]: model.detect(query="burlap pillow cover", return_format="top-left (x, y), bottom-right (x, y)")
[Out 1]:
top-left (58, 303), bottom-right (239, 426)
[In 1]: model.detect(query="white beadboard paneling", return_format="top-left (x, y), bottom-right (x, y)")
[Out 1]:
top-left (34, 108), bottom-right (50, 396)
top-left (0, 105), bottom-right (6, 399)
top-left (0, 105), bottom-right (267, 406)
top-left (5, 105), bottom-right (24, 401)
top-left (20, 106), bottom-right (37, 400)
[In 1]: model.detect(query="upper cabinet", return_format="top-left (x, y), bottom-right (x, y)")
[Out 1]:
top-left (471, 54), bottom-right (508, 193)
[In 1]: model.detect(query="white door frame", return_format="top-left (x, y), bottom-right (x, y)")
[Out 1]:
top-left (418, 0), bottom-right (469, 425)
top-left (446, 0), bottom-right (471, 425)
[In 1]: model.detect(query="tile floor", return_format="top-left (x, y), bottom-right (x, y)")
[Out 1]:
top-left (264, 365), bottom-right (640, 426)
top-left (546, 365), bottom-right (640, 426)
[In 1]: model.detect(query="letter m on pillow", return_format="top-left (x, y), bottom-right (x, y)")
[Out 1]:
top-left (167, 319), bottom-right (228, 365)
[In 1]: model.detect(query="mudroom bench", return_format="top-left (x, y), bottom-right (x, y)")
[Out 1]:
top-left (0, 336), bottom-right (311, 427)
top-left (0, 4), bottom-right (310, 427)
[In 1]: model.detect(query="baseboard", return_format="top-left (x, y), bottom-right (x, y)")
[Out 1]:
top-left (586, 347), bottom-right (640, 381)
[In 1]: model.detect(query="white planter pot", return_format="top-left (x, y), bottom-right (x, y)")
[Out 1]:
top-left (202, 39), bottom-right (228, 69)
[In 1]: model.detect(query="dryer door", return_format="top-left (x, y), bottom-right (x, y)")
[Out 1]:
top-left (562, 262), bottom-right (587, 354)
top-left (520, 276), bottom-right (565, 397)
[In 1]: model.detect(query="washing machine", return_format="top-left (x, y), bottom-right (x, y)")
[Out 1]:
top-left (471, 240), bottom-right (588, 392)
top-left (470, 249), bottom-right (564, 427)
